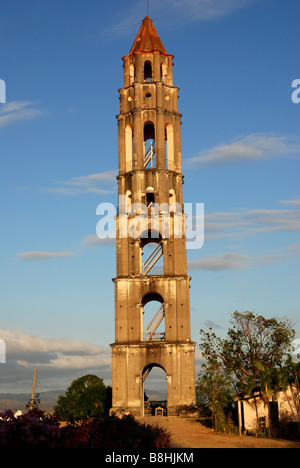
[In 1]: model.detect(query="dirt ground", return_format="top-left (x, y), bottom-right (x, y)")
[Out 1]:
top-left (138, 416), bottom-right (300, 448)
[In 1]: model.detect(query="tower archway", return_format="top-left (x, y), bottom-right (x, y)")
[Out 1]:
top-left (141, 363), bottom-right (167, 416)
top-left (144, 61), bottom-right (153, 81)
top-left (144, 122), bottom-right (155, 168)
top-left (125, 124), bottom-right (133, 171)
top-left (141, 292), bottom-right (165, 342)
top-left (165, 123), bottom-right (174, 170)
top-left (140, 230), bottom-right (163, 276)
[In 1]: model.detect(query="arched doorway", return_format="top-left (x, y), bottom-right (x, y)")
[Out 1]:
top-left (141, 364), bottom-right (167, 416)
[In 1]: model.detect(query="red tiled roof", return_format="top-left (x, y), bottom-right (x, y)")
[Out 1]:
top-left (128, 16), bottom-right (170, 56)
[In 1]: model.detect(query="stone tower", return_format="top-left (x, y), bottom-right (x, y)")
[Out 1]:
top-left (110, 16), bottom-right (197, 416)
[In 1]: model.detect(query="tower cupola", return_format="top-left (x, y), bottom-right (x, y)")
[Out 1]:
top-left (118, 17), bottom-right (181, 176)
top-left (123, 16), bottom-right (174, 87)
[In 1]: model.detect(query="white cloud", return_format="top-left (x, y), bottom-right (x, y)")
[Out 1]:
top-left (162, 0), bottom-right (257, 21)
top-left (188, 204), bottom-right (300, 272)
top-left (47, 170), bottom-right (117, 196)
top-left (188, 250), bottom-right (293, 272)
top-left (104, 0), bottom-right (257, 36)
top-left (1, 327), bottom-right (104, 356)
top-left (188, 252), bottom-right (250, 271)
top-left (17, 251), bottom-right (77, 261)
top-left (83, 234), bottom-right (115, 247)
top-left (16, 353), bottom-right (109, 370)
top-left (279, 199), bottom-right (300, 207)
top-left (0, 101), bottom-right (45, 127)
top-left (186, 134), bottom-right (300, 168)
top-left (203, 207), bottom-right (300, 241)
top-left (0, 326), bottom-right (112, 392)
top-left (283, 243), bottom-right (300, 253)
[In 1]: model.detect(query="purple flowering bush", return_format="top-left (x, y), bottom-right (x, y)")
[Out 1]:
top-left (0, 410), bottom-right (171, 448)
top-left (61, 415), bottom-right (171, 448)
top-left (0, 408), bottom-right (61, 447)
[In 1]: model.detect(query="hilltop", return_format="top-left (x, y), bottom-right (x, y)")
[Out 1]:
top-left (0, 390), bottom-right (64, 414)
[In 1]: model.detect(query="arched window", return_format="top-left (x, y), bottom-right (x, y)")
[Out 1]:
top-left (125, 124), bottom-right (133, 171)
top-left (160, 62), bottom-right (167, 83)
top-left (141, 293), bottom-right (165, 342)
top-left (144, 61), bottom-right (152, 81)
top-left (129, 63), bottom-right (135, 85)
top-left (141, 240), bottom-right (163, 275)
top-left (144, 122), bottom-right (155, 141)
top-left (165, 123), bottom-right (174, 170)
top-left (169, 188), bottom-right (175, 206)
top-left (126, 189), bottom-right (132, 213)
top-left (140, 229), bottom-right (163, 275)
top-left (146, 186), bottom-right (155, 207)
top-left (144, 123), bottom-right (155, 168)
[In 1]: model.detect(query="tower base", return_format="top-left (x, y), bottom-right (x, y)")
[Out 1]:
top-left (110, 405), bottom-right (199, 418)
top-left (110, 341), bottom-right (197, 418)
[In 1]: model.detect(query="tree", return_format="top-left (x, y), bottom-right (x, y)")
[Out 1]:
top-left (196, 362), bottom-right (233, 431)
top-left (199, 311), bottom-right (295, 435)
top-left (199, 311), bottom-right (295, 389)
top-left (54, 374), bottom-right (109, 423)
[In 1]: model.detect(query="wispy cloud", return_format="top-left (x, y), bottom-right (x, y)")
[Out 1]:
top-left (103, 0), bottom-right (257, 36)
top-left (83, 234), bottom-right (115, 247)
top-left (203, 207), bottom-right (300, 241)
top-left (47, 170), bottom-right (117, 196)
top-left (189, 205), bottom-right (300, 272)
top-left (188, 249), bottom-right (294, 272)
top-left (160, 0), bottom-right (257, 21)
top-left (188, 252), bottom-right (250, 271)
top-left (204, 320), bottom-right (224, 330)
top-left (17, 251), bottom-right (77, 261)
top-left (0, 101), bottom-right (45, 127)
top-left (279, 199), bottom-right (300, 207)
top-left (185, 133), bottom-right (300, 168)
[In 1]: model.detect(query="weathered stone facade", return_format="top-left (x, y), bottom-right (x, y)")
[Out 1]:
top-left (110, 16), bottom-right (197, 416)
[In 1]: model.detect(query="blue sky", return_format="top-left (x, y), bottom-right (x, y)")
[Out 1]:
top-left (0, 0), bottom-right (299, 395)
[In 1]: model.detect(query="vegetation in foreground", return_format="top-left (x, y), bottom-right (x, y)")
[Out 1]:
top-left (197, 311), bottom-right (300, 439)
top-left (0, 374), bottom-right (171, 448)
top-left (0, 408), bottom-right (171, 448)
top-left (1, 310), bottom-right (299, 446)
